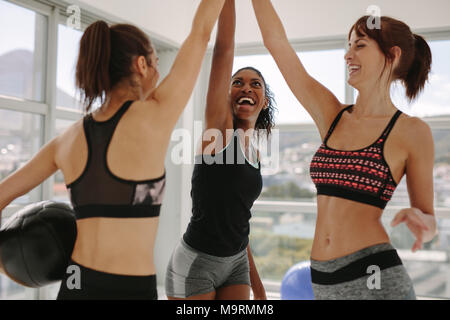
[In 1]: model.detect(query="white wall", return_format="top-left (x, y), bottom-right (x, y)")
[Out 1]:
top-left (78, 0), bottom-right (450, 47)
top-left (75, 0), bottom-right (197, 47)
top-left (235, 0), bottom-right (450, 45)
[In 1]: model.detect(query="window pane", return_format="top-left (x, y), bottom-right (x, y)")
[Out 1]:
top-left (0, 274), bottom-right (35, 300)
top-left (379, 128), bottom-right (449, 209)
top-left (0, 0), bottom-right (47, 102)
top-left (52, 119), bottom-right (76, 202)
top-left (260, 130), bottom-right (321, 202)
top-left (40, 282), bottom-right (61, 300)
top-left (391, 40), bottom-right (450, 117)
top-left (382, 213), bottom-right (450, 299)
top-left (234, 49), bottom-right (346, 124)
top-left (353, 40), bottom-right (450, 118)
top-left (250, 208), bottom-right (450, 299)
top-left (250, 210), bottom-right (314, 284)
top-left (433, 129), bottom-right (450, 208)
top-left (0, 109), bottom-right (43, 204)
top-left (56, 24), bottom-right (83, 110)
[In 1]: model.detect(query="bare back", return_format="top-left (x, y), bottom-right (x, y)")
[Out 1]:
top-left (55, 100), bottom-right (171, 275)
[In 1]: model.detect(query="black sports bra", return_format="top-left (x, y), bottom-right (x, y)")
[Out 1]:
top-left (67, 101), bottom-right (166, 220)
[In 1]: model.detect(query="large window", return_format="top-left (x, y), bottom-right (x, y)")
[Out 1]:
top-left (0, 0), bottom-right (47, 102)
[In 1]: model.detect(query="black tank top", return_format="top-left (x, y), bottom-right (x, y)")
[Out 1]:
top-left (183, 130), bottom-right (263, 257)
top-left (67, 100), bottom-right (166, 220)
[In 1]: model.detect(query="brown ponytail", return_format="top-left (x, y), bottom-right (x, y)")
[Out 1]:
top-left (405, 34), bottom-right (432, 101)
top-left (76, 21), bottom-right (111, 112)
top-left (76, 21), bottom-right (153, 112)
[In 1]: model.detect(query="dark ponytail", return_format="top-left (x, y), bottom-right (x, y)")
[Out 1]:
top-left (404, 34), bottom-right (432, 102)
top-left (76, 21), bottom-right (153, 112)
top-left (76, 21), bottom-right (111, 112)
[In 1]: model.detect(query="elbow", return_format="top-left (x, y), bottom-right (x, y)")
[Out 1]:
top-left (194, 29), bottom-right (212, 45)
top-left (263, 36), bottom-right (286, 52)
top-left (262, 37), bottom-right (275, 49)
top-left (212, 44), bottom-right (235, 57)
top-left (191, 21), bottom-right (215, 44)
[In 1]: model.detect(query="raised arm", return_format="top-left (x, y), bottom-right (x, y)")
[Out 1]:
top-left (252, 0), bottom-right (342, 138)
top-left (205, 0), bottom-right (235, 132)
top-left (151, 0), bottom-right (226, 128)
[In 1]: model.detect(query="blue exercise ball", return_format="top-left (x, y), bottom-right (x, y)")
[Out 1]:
top-left (281, 261), bottom-right (315, 300)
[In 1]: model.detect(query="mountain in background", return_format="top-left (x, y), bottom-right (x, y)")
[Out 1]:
top-left (0, 49), bottom-right (82, 111)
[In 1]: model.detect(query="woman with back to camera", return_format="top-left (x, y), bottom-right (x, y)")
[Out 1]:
top-left (165, 0), bottom-right (276, 300)
top-left (252, 0), bottom-right (437, 299)
top-left (0, 0), bottom-right (226, 300)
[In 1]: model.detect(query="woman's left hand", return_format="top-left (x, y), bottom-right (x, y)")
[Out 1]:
top-left (390, 208), bottom-right (436, 252)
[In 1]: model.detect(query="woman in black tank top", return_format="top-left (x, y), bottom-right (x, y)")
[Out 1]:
top-left (165, 0), bottom-right (276, 300)
top-left (0, 0), bottom-right (226, 300)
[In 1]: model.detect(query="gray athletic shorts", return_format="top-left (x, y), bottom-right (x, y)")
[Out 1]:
top-left (165, 239), bottom-right (251, 298)
top-left (310, 243), bottom-right (416, 300)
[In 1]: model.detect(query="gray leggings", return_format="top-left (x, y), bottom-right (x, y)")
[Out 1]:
top-left (165, 239), bottom-right (250, 298)
top-left (311, 243), bottom-right (416, 300)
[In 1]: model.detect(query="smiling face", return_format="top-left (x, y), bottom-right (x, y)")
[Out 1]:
top-left (345, 30), bottom-right (390, 90)
top-left (231, 69), bottom-right (268, 123)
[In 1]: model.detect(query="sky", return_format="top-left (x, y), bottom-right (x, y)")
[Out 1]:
top-left (1, 0), bottom-right (450, 123)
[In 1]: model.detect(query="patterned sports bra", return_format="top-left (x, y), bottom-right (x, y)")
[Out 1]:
top-left (310, 105), bottom-right (402, 209)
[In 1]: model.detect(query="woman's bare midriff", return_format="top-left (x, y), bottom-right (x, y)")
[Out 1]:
top-left (310, 195), bottom-right (390, 261)
top-left (71, 217), bottom-right (159, 276)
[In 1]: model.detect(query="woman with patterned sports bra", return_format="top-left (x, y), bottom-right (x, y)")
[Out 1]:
top-left (0, 0), bottom-right (226, 300)
top-left (252, 0), bottom-right (437, 299)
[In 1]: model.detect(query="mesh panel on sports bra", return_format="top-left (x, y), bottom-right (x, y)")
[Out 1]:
top-left (67, 101), bottom-right (166, 219)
